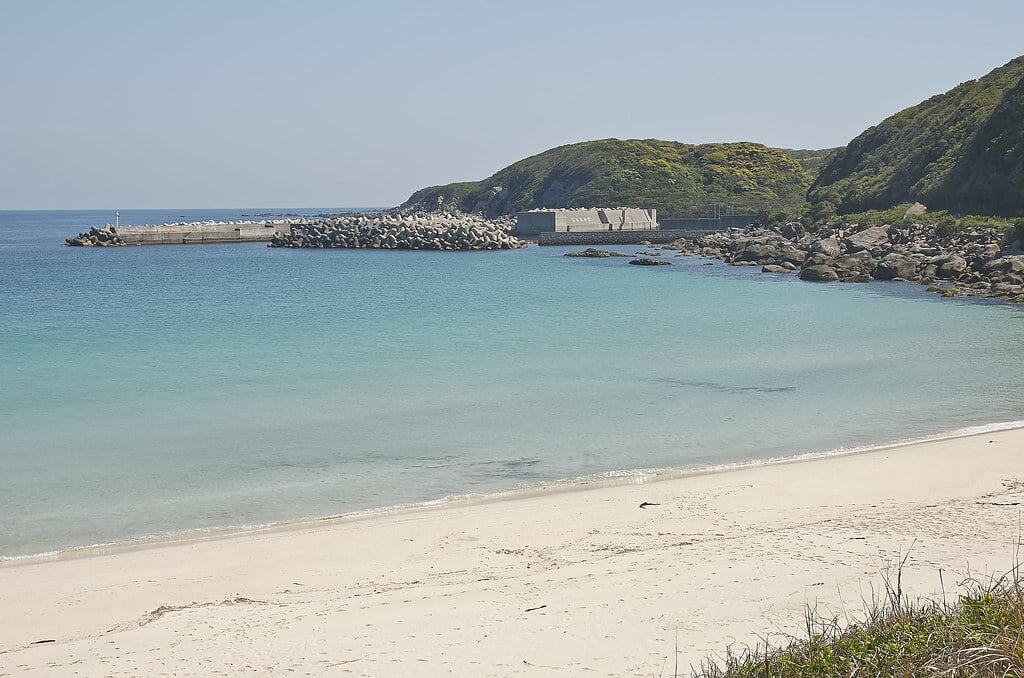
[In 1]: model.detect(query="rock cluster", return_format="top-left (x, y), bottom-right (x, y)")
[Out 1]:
top-left (564, 248), bottom-right (632, 258)
top-left (269, 212), bottom-right (525, 251)
top-left (628, 258), bottom-right (671, 266)
top-left (65, 225), bottom-right (126, 247)
top-left (665, 221), bottom-right (1024, 301)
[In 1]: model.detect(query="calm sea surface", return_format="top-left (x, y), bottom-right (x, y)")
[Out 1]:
top-left (2, 209), bottom-right (1023, 558)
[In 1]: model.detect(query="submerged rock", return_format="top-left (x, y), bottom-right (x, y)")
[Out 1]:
top-left (564, 248), bottom-right (632, 258)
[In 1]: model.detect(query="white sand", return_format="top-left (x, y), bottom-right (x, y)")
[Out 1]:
top-left (3, 428), bottom-right (1024, 676)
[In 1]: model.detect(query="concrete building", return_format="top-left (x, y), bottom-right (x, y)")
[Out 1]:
top-left (515, 208), bottom-right (657, 237)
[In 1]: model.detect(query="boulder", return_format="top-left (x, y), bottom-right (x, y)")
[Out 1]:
top-left (565, 248), bottom-right (605, 257)
top-left (904, 202), bottom-right (927, 219)
top-left (799, 265), bottom-right (839, 282)
top-left (734, 243), bottom-right (776, 263)
top-left (936, 255), bottom-right (968, 278)
top-left (843, 226), bottom-right (889, 252)
top-left (982, 256), bottom-right (1024, 275)
top-left (628, 258), bottom-right (671, 266)
top-left (776, 246), bottom-right (807, 267)
top-left (810, 237), bottom-right (842, 257)
top-left (780, 221), bottom-right (805, 240)
top-left (832, 251), bottom-right (878, 280)
top-left (803, 252), bottom-right (833, 267)
top-left (874, 253), bottom-right (918, 280)
top-left (968, 243), bottom-right (1001, 265)
top-left (761, 264), bottom-right (791, 274)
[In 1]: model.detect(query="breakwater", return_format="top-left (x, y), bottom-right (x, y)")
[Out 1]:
top-left (65, 219), bottom-right (297, 246)
top-left (269, 212), bottom-right (526, 250)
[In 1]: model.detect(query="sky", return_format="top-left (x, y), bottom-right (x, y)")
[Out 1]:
top-left (2, 0), bottom-right (1023, 209)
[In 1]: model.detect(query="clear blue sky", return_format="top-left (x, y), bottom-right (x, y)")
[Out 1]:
top-left (2, 0), bottom-right (1022, 209)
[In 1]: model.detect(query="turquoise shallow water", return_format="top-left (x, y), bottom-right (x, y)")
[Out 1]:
top-left (2, 209), bottom-right (1023, 558)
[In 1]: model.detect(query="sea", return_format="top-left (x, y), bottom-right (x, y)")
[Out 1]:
top-left (2, 208), bottom-right (1023, 560)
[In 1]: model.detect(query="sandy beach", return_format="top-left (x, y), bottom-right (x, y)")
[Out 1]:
top-left (2, 427), bottom-right (1023, 677)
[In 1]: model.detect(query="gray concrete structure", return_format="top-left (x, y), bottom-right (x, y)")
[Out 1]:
top-left (112, 220), bottom-right (295, 245)
top-left (538, 229), bottom-right (719, 246)
top-left (659, 214), bottom-right (756, 230)
top-left (516, 208), bottom-right (657, 237)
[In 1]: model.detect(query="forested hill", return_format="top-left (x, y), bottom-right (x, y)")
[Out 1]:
top-left (400, 139), bottom-right (822, 218)
top-left (808, 55), bottom-right (1024, 218)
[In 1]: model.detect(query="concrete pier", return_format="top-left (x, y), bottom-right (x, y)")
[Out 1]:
top-left (113, 220), bottom-right (295, 245)
top-left (66, 220), bottom-right (298, 246)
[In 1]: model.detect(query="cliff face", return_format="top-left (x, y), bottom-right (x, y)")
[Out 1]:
top-left (808, 55), bottom-right (1024, 218)
top-left (401, 139), bottom-right (816, 218)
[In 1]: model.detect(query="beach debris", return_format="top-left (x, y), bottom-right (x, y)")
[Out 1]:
top-left (639, 501), bottom-right (660, 509)
top-left (525, 604), bottom-right (547, 612)
top-left (30, 639), bottom-right (56, 645)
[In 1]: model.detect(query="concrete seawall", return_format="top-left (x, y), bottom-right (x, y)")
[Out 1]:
top-left (659, 215), bottom-right (756, 230)
top-left (537, 229), bottom-right (721, 246)
top-left (114, 220), bottom-right (295, 245)
top-left (66, 220), bottom-right (299, 246)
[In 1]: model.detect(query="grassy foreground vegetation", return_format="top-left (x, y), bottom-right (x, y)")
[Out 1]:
top-left (690, 563), bottom-right (1024, 678)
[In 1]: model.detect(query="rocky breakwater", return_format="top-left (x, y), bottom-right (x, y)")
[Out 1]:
top-left (269, 212), bottom-right (526, 251)
top-left (65, 225), bottom-right (126, 247)
top-left (665, 217), bottom-right (1024, 301)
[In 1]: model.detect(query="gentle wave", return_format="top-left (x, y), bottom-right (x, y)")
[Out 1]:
top-left (7, 419), bottom-right (1022, 564)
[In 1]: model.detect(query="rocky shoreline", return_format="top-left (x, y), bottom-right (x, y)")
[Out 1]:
top-left (661, 216), bottom-right (1024, 301)
top-left (269, 212), bottom-right (525, 251)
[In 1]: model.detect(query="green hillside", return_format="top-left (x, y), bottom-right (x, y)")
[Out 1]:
top-left (781, 147), bottom-right (842, 177)
top-left (401, 139), bottom-right (816, 218)
top-left (808, 55), bottom-right (1024, 218)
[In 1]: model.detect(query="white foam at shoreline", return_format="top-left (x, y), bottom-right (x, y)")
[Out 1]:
top-left (6, 418), bottom-right (1023, 565)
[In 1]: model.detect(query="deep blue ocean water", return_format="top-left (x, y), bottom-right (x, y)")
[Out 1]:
top-left (2, 209), bottom-right (1023, 558)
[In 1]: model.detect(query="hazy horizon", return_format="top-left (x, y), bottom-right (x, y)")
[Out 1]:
top-left (3, 0), bottom-right (1022, 210)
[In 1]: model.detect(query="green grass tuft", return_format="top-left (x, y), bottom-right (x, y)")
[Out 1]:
top-left (691, 569), bottom-right (1024, 678)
